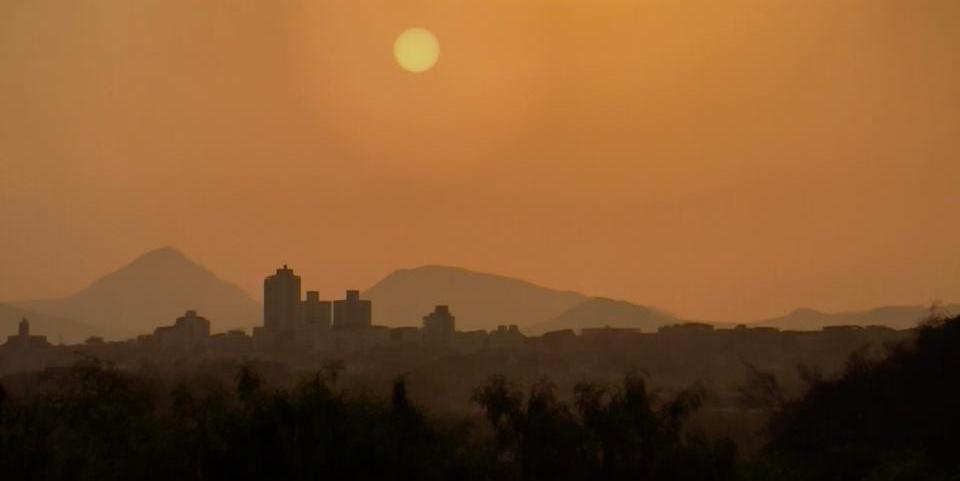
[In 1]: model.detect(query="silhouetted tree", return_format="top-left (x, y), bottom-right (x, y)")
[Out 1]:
top-left (737, 364), bottom-right (786, 412)
top-left (235, 363), bottom-right (262, 404)
top-left (758, 315), bottom-right (960, 481)
top-left (473, 373), bottom-right (735, 481)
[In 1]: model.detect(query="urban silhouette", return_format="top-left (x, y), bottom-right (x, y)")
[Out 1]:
top-left (1, 259), bottom-right (958, 479)
top-left (3, 1), bottom-right (958, 479)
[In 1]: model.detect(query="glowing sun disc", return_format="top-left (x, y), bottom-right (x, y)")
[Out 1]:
top-left (394, 28), bottom-right (439, 73)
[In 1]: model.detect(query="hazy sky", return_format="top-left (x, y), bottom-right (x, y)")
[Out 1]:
top-left (2, 0), bottom-right (958, 322)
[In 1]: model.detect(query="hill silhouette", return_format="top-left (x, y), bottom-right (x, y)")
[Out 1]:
top-left (362, 265), bottom-right (586, 331)
top-left (6, 251), bottom-right (952, 340)
top-left (753, 304), bottom-right (960, 331)
top-left (527, 297), bottom-right (679, 334)
top-left (11, 247), bottom-right (260, 340)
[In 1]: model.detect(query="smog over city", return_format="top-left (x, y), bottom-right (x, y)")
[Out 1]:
top-left (1, 2), bottom-right (959, 480)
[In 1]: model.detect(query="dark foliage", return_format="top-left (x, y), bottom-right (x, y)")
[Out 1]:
top-left (471, 373), bottom-right (737, 481)
top-left (755, 315), bottom-right (960, 481)
top-left (0, 360), bottom-right (734, 481)
top-left (6, 317), bottom-right (955, 481)
top-left (0, 360), bottom-right (470, 481)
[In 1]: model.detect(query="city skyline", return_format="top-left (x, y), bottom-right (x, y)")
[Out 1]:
top-left (2, 246), bottom-right (958, 326)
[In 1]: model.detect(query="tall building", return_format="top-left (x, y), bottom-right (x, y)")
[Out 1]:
top-left (1, 318), bottom-right (53, 375)
top-left (5, 318), bottom-right (49, 347)
top-left (423, 305), bottom-right (456, 344)
top-left (264, 265), bottom-right (301, 332)
top-left (333, 290), bottom-right (372, 329)
top-left (300, 291), bottom-right (332, 329)
top-left (257, 267), bottom-right (372, 351)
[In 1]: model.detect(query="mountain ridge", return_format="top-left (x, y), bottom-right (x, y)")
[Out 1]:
top-left (363, 265), bottom-right (587, 331)
top-left (5, 249), bottom-right (955, 341)
top-left (752, 304), bottom-right (960, 331)
top-left (10, 247), bottom-right (260, 341)
top-left (526, 296), bottom-right (680, 334)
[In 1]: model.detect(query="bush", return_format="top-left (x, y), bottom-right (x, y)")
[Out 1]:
top-left (760, 315), bottom-right (960, 481)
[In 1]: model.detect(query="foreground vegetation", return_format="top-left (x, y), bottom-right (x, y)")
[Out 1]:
top-left (1, 315), bottom-right (958, 481)
top-left (753, 313), bottom-right (960, 481)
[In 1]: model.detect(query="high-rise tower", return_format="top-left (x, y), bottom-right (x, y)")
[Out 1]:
top-left (333, 290), bottom-right (372, 329)
top-left (263, 265), bottom-right (301, 332)
top-left (300, 291), bottom-right (332, 329)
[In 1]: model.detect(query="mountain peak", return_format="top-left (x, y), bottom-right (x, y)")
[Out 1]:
top-left (364, 265), bottom-right (586, 330)
top-left (127, 246), bottom-right (195, 268)
top-left (379, 265), bottom-right (586, 296)
top-left (12, 247), bottom-right (260, 340)
top-left (388, 265), bottom-right (521, 280)
top-left (528, 296), bottom-right (677, 334)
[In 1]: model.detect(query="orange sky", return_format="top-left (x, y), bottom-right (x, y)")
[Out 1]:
top-left (1, 0), bottom-right (958, 322)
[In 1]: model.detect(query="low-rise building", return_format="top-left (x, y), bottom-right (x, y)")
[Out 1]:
top-left (423, 305), bottom-right (456, 345)
top-left (149, 310), bottom-right (211, 352)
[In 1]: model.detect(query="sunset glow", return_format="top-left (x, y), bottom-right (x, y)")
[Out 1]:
top-left (1, 1), bottom-right (958, 322)
top-left (393, 28), bottom-right (439, 73)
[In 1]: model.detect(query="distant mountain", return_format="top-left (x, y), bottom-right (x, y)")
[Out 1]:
top-left (12, 247), bottom-right (260, 340)
top-left (363, 265), bottom-right (587, 331)
top-left (0, 303), bottom-right (120, 345)
top-left (754, 304), bottom-right (960, 331)
top-left (527, 297), bottom-right (679, 334)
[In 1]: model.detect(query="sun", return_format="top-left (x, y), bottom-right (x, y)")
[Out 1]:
top-left (394, 28), bottom-right (439, 73)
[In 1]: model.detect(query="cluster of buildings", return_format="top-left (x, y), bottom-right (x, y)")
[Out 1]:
top-left (249, 265), bottom-right (475, 352)
top-left (0, 264), bottom-right (515, 376)
top-left (0, 264), bottom-right (488, 375)
top-left (0, 264), bottom-right (913, 377)
top-left (257, 265), bottom-right (373, 337)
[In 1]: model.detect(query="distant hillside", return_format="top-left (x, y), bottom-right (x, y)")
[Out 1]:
top-left (527, 297), bottom-right (679, 334)
top-left (12, 247), bottom-right (260, 340)
top-left (754, 304), bottom-right (960, 331)
top-left (363, 265), bottom-right (587, 331)
top-left (0, 303), bottom-right (121, 345)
